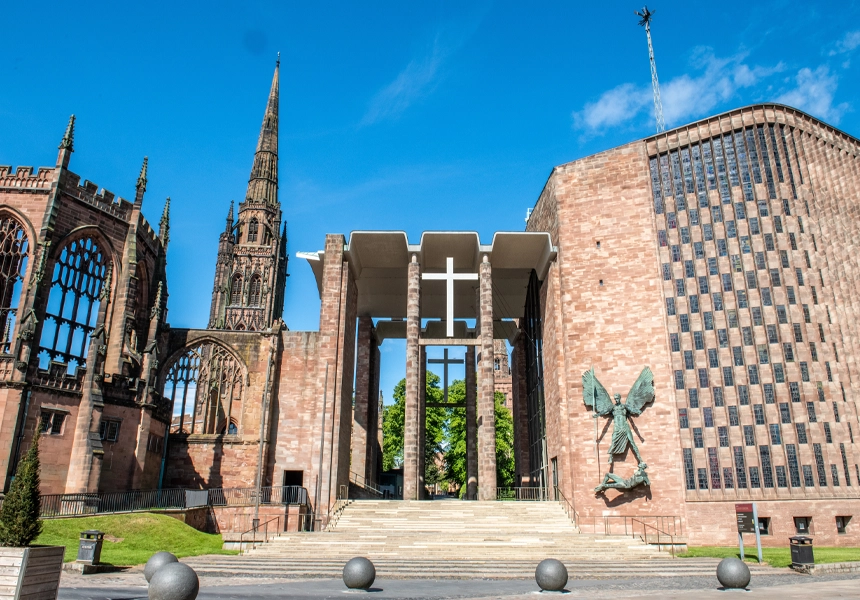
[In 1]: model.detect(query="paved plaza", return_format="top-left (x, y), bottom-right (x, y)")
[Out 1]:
top-left (57, 566), bottom-right (860, 600)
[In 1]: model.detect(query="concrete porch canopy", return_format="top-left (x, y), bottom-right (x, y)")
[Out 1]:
top-left (299, 231), bottom-right (557, 328)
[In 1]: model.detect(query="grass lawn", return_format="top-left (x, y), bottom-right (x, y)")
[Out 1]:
top-left (680, 545), bottom-right (860, 568)
top-left (35, 513), bottom-right (238, 565)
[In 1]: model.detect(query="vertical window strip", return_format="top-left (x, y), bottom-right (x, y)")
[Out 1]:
top-left (759, 445), bottom-right (775, 488)
top-left (787, 444), bottom-right (801, 487)
top-left (768, 125), bottom-right (784, 183)
top-left (684, 448), bottom-right (696, 490)
top-left (757, 125), bottom-right (777, 199)
top-left (734, 131), bottom-right (754, 201)
top-left (681, 147), bottom-right (695, 194)
top-left (841, 443), bottom-right (852, 486)
top-left (814, 443), bottom-right (827, 486)
top-left (650, 157), bottom-right (664, 214)
top-left (779, 125), bottom-right (798, 198)
top-left (671, 150), bottom-right (686, 210)
top-left (708, 447), bottom-right (722, 489)
top-left (724, 134), bottom-right (740, 187)
top-left (713, 137), bottom-right (731, 204)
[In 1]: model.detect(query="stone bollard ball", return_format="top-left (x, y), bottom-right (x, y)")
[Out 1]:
top-left (342, 557), bottom-right (376, 590)
top-left (716, 557), bottom-right (751, 589)
top-left (148, 562), bottom-right (200, 600)
top-left (535, 558), bottom-right (568, 592)
top-left (144, 552), bottom-right (179, 583)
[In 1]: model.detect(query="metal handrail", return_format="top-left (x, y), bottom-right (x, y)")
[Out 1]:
top-left (325, 484), bottom-right (352, 531)
top-left (496, 487), bottom-right (550, 501)
top-left (553, 486), bottom-right (579, 530)
top-left (349, 471), bottom-right (383, 497)
top-left (630, 517), bottom-right (677, 558)
top-left (239, 515), bottom-right (281, 554)
top-left (576, 514), bottom-right (684, 538)
top-left (39, 485), bottom-right (311, 518)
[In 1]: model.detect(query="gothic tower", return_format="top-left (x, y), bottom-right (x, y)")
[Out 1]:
top-left (209, 59), bottom-right (288, 331)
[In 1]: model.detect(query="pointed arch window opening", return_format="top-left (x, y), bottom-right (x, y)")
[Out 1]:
top-left (164, 342), bottom-right (243, 435)
top-left (248, 219), bottom-right (259, 243)
top-left (0, 216), bottom-right (29, 354)
top-left (230, 274), bottom-right (243, 306)
top-left (37, 237), bottom-right (106, 374)
top-left (249, 275), bottom-right (262, 307)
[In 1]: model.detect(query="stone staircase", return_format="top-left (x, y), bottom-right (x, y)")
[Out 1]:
top-left (183, 500), bottom-right (776, 579)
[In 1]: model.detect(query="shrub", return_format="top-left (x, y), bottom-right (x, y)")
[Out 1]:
top-left (0, 431), bottom-right (43, 546)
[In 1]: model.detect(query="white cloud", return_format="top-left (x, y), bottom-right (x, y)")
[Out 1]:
top-left (776, 65), bottom-right (849, 123)
top-left (360, 9), bottom-right (486, 127)
top-left (360, 43), bottom-right (446, 126)
top-left (572, 46), bottom-right (792, 134)
top-left (572, 83), bottom-right (650, 131)
top-left (829, 30), bottom-right (860, 56)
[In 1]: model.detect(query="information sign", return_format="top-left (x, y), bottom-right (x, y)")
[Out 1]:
top-left (735, 503), bottom-right (756, 533)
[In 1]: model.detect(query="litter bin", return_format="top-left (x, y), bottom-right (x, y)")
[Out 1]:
top-left (76, 530), bottom-right (105, 565)
top-left (789, 535), bottom-right (814, 566)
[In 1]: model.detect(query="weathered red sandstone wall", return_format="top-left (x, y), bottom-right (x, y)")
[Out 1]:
top-left (686, 499), bottom-right (860, 547)
top-left (529, 143), bottom-right (686, 520)
top-left (268, 331), bottom-right (323, 497)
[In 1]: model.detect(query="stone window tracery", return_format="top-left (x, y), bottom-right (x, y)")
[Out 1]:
top-left (230, 274), bottom-right (243, 305)
top-left (164, 342), bottom-right (244, 435)
top-left (248, 218), bottom-right (259, 243)
top-left (249, 275), bottom-right (262, 307)
top-left (38, 236), bottom-right (107, 372)
top-left (0, 216), bottom-right (29, 354)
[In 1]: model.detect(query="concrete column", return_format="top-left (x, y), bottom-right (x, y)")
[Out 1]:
top-left (477, 257), bottom-right (496, 500)
top-left (403, 255), bottom-right (421, 500)
top-left (418, 346), bottom-right (427, 499)
top-left (465, 345), bottom-right (477, 500)
top-left (351, 316), bottom-right (374, 484)
top-left (366, 341), bottom-right (381, 486)
top-left (511, 332), bottom-right (531, 486)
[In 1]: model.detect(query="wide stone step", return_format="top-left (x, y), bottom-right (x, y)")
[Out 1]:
top-left (182, 556), bottom-right (779, 579)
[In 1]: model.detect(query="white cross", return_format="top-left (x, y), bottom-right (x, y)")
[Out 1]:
top-left (428, 348), bottom-right (465, 402)
top-left (422, 257), bottom-right (478, 337)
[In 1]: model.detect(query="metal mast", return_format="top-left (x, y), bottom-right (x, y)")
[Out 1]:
top-left (636, 6), bottom-right (666, 133)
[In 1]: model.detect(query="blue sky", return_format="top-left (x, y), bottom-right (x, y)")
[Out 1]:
top-left (2, 1), bottom-right (859, 403)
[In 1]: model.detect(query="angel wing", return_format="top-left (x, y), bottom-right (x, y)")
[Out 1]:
top-left (582, 367), bottom-right (613, 416)
top-left (623, 367), bottom-right (655, 416)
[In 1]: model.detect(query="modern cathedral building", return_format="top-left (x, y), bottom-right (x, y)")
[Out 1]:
top-left (0, 60), bottom-right (858, 547)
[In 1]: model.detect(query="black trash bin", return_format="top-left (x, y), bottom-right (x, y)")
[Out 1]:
top-left (789, 535), bottom-right (814, 566)
top-left (76, 530), bottom-right (105, 565)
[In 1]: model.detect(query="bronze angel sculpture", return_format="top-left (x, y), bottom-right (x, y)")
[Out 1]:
top-left (583, 366), bottom-right (655, 493)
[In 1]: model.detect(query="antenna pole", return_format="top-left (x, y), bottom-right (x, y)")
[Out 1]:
top-left (636, 6), bottom-right (666, 133)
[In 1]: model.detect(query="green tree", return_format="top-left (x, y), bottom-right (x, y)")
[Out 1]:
top-left (382, 373), bottom-right (448, 486)
top-left (0, 431), bottom-right (42, 547)
top-left (445, 383), bottom-right (516, 492)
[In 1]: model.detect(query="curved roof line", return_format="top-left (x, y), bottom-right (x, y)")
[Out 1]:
top-left (643, 102), bottom-right (860, 147)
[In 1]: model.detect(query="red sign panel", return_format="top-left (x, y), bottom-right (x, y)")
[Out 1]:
top-left (735, 503), bottom-right (753, 513)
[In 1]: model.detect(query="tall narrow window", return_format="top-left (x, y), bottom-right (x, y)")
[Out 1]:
top-left (248, 275), bottom-right (262, 307)
top-left (164, 342), bottom-right (244, 435)
top-left (0, 216), bottom-right (29, 353)
top-left (38, 237), bottom-right (107, 372)
top-left (230, 274), bottom-right (243, 305)
top-left (247, 218), bottom-right (259, 243)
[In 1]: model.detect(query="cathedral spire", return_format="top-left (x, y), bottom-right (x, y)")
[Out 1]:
top-left (244, 58), bottom-right (279, 205)
top-left (56, 114), bottom-right (75, 168)
top-left (225, 200), bottom-right (234, 235)
top-left (135, 157), bottom-right (148, 204)
top-left (159, 197), bottom-right (170, 249)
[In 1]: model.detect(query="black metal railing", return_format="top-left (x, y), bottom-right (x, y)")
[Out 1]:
top-left (349, 471), bottom-right (383, 497)
top-left (496, 487), bottom-right (551, 501)
top-left (39, 485), bottom-right (310, 518)
top-left (553, 486), bottom-right (579, 530)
